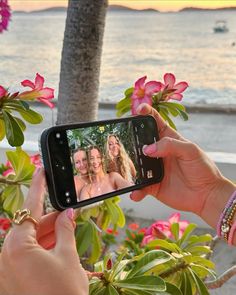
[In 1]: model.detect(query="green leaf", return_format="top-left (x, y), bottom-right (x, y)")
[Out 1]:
top-left (2, 110), bottom-right (24, 147)
top-left (165, 282), bottom-right (183, 295)
top-left (76, 219), bottom-right (101, 262)
top-left (184, 234), bottom-right (212, 248)
top-left (183, 256), bottom-right (215, 270)
top-left (127, 250), bottom-right (172, 278)
top-left (18, 108), bottom-right (43, 124)
top-left (116, 96), bottom-right (131, 109)
top-left (122, 289), bottom-right (153, 295)
top-left (180, 272), bottom-right (193, 295)
top-left (158, 109), bottom-right (177, 130)
top-left (188, 269), bottom-right (210, 295)
top-left (147, 239), bottom-right (181, 253)
top-left (124, 87), bottom-right (134, 97)
top-left (190, 264), bottom-right (216, 279)
top-left (114, 275), bottom-right (166, 292)
top-left (104, 199), bottom-right (120, 225)
top-left (6, 148), bottom-right (35, 183)
top-left (2, 185), bottom-right (24, 214)
top-left (0, 118), bottom-right (6, 141)
top-left (103, 284), bottom-right (119, 295)
top-left (76, 221), bottom-right (94, 256)
top-left (88, 220), bottom-right (102, 263)
top-left (178, 224), bottom-right (197, 247)
top-left (161, 102), bottom-right (186, 112)
top-left (185, 245), bottom-right (212, 255)
top-left (14, 117), bottom-right (26, 131)
top-left (170, 223), bottom-right (179, 241)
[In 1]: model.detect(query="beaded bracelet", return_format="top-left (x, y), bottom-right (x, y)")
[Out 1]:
top-left (217, 190), bottom-right (236, 241)
top-left (228, 220), bottom-right (236, 246)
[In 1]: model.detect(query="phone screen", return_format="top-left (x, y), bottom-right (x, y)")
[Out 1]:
top-left (41, 115), bottom-right (164, 209)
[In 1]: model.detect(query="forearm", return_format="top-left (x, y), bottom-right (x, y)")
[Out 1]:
top-left (200, 176), bottom-right (236, 244)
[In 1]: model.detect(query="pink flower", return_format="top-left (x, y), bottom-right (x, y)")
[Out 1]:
top-left (0, 85), bottom-right (7, 99)
top-left (0, 0), bottom-right (11, 33)
top-left (131, 76), bottom-right (161, 115)
top-left (141, 213), bottom-right (189, 246)
top-left (2, 154), bottom-right (42, 177)
top-left (30, 154), bottom-right (42, 169)
top-left (19, 73), bottom-right (55, 108)
top-left (160, 73), bottom-right (188, 101)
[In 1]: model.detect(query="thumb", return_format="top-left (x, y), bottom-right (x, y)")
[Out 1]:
top-left (143, 137), bottom-right (200, 160)
top-left (54, 208), bottom-right (77, 254)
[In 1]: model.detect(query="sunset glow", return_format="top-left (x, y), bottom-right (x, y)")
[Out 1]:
top-left (10, 0), bottom-right (236, 12)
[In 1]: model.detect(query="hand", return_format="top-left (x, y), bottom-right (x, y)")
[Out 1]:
top-left (0, 169), bottom-right (88, 295)
top-left (130, 104), bottom-right (235, 228)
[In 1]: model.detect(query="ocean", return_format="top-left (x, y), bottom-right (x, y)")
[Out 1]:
top-left (1, 10), bottom-right (236, 106)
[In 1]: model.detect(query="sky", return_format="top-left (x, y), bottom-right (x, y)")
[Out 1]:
top-left (10, 0), bottom-right (236, 12)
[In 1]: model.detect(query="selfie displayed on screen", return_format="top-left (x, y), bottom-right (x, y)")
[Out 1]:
top-left (66, 121), bottom-right (142, 202)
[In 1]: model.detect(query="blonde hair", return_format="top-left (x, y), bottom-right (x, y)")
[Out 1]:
top-left (87, 146), bottom-right (106, 175)
top-left (105, 134), bottom-right (132, 182)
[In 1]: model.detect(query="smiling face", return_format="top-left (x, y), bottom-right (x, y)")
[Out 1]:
top-left (108, 136), bottom-right (120, 157)
top-left (89, 148), bottom-right (103, 175)
top-left (73, 150), bottom-right (88, 176)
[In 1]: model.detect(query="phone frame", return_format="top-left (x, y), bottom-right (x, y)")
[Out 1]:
top-left (40, 115), bottom-right (164, 210)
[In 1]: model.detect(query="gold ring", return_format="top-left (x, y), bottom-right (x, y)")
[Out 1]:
top-left (13, 209), bottom-right (38, 227)
top-left (159, 123), bottom-right (168, 134)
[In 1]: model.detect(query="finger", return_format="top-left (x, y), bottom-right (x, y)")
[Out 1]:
top-left (136, 103), bottom-right (183, 140)
top-left (36, 211), bottom-right (59, 242)
top-left (23, 168), bottom-right (46, 220)
top-left (130, 184), bottom-right (160, 202)
top-left (143, 136), bottom-right (200, 160)
top-left (11, 168), bottom-right (46, 238)
top-left (38, 231), bottom-right (56, 250)
top-left (54, 209), bottom-right (77, 255)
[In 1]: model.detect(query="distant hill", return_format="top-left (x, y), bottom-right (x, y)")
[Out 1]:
top-left (180, 6), bottom-right (236, 12)
top-left (30, 6), bottom-right (67, 13)
top-left (13, 5), bottom-right (159, 14)
top-left (13, 5), bottom-right (236, 14)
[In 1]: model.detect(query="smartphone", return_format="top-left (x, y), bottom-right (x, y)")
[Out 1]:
top-left (39, 115), bottom-right (164, 210)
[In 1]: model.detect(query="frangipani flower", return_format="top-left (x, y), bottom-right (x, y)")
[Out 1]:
top-left (131, 76), bottom-right (161, 115)
top-left (0, 0), bottom-right (11, 33)
top-left (19, 73), bottom-right (54, 108)
top-left (141, 213), bottom-right (189, 246)
top-left (160, 73), bottom-right (188, 101)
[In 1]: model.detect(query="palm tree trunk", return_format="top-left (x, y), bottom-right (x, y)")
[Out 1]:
top-left (57, 0), bottom-right (108, 124)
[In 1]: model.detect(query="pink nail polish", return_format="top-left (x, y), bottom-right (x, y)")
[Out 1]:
top-left (33, 167), bottom-right (41, 177)
top-left (143, 143), bottom-right (157, 155)
top-left (66, 208), bottom-right (74, 221)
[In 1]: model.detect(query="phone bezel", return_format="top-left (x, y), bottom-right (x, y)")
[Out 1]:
top-left (40, 115), bottom-right (164, 210)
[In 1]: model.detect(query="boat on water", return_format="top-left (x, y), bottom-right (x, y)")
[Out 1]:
top-left (213, 20), bottom-right (229, 33)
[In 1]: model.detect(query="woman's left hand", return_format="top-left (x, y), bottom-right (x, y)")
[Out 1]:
top-left (0, 169), bottom-right (88, 295)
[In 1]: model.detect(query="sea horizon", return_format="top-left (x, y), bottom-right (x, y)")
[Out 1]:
top-left (1, 9), bottom-right (236, 107)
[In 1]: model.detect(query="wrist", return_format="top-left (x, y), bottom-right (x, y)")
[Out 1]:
top-left (200, 176), bottom-right (236, 229)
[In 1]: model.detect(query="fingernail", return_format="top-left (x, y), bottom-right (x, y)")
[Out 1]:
top-left (143, 143), bottom-right (157, 155)
top-left (33, 167), bottom-right (41, 177)
top-left (136, 105), bottom-right (142, 114)
top-left (66, 208), bottom-right (74, 221)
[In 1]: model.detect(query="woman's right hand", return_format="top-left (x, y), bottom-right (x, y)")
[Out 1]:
top-left (130, 103), bottom-right (236, 228)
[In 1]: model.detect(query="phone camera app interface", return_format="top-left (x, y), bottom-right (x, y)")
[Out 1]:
top-left (66, 120), bottom-right (144, 203)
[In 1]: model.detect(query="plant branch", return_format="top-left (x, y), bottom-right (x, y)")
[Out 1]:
top-left (205, 235), bottom-right (220, 260)
top-left (0, 177), bottom-right (18, 185)
top-left (86, 271), bottom-right (104, 280)
top-left (160, 261), bottom-right (188, 279)
top-left (206, 265), bottom-right (236, 289)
